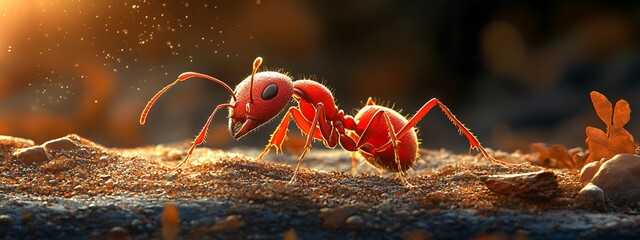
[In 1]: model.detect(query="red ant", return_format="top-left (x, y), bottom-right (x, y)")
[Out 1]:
top-left (140, 57), bottom-right (507, 184)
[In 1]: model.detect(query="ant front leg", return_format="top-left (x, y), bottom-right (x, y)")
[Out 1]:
top-left (257, 107), bottom-right (295, 161)
top-left (288, 103), bottom-right (329, 184)
top-left (176, 103), bottom-right (233, 168)
top-left (396, 98), bottom-right (508, 165)
top-left (259, 102), bottom-right (334, 183)
top-left (257, 107), bottom-right (322, 160)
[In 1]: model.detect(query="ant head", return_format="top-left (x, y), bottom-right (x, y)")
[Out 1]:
top-left (228, 57), bottom-right (294, 139)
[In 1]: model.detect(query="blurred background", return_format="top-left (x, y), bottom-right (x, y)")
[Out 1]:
top-left (1, 0), bottom-right (639, 153)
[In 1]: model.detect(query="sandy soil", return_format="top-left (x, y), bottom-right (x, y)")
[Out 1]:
top-left (1, 135), bottom-right (639, 239)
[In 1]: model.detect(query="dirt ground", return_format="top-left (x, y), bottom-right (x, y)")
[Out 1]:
top-left (1, 134), bottom-right (640, 240)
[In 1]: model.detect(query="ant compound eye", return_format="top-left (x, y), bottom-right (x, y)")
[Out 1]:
top-left (261, 83), bottom-right (278, 100)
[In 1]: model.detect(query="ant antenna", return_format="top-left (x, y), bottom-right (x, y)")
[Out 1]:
top-left (249, 57), bottom-right (263, 103)
top-left (140, 72), bottom-right (237, 125)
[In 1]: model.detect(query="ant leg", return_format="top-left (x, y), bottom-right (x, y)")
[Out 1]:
top-left (257, 107), bottom-right (294, 160)
top-left (257, 107), bottom-right (323, 160)
top-left (381, 113), bottom-right (414, 187)
top-left (356, 110), bottom-right (414, 186)
top-left (176, 103), bottom-right (234, 168)
top-left (395, 98), bottom-right (507, 165)
top-left (338, 132), bottom-right (362, 176)
top-left (355, 109), bottom-right (387, 147)
top-left (355, 109), bottom-right (402, 151)
top-left (350, 152), bottom-right (358, 176)
top-left (312, 103), bottom-right (339, 148)
top-left (289, 103), bottom-right (326, 184)
top-left (290, 104), bottom-right (324, 140)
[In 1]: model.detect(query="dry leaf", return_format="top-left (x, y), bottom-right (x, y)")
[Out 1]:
top-left (162, 202), bottom-right (180, 240)
top-left (585, 91), bottom-right (637, 164)
top-left (530, 143), bottom-right (572, 168)
top-left (529, 143), bottom-right (586, 169)
top-left (613, 100), bottom-right (631, 127)
top-left (590, 91), bottom-right (613, 125)
top-left (283, 228), bottom-right (298, 240)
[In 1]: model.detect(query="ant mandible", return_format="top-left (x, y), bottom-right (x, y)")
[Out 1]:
top-left (140, 57), bottom-right (507, 184)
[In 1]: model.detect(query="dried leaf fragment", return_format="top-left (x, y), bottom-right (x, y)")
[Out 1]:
top-left (283, 228), bottom-right (298, 240)
top-left (529, 142), bottom-right (587, 169)
top-left (613, 100), bottom-right (631, 127)
top-left (162, 202), bottom-right (180, 240)
top-left (530, 143), bottom-right (573, 168)
top-left (585, 91), bottom-right (637, 164)
top-left (590, 91), bottom-right (613, 125)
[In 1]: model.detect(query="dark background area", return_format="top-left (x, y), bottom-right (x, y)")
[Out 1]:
top-left (1, 0), bottom-right (639, 153)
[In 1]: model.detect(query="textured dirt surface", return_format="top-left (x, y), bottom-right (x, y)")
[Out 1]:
top-left (1, 134), bottom-right (640, 239)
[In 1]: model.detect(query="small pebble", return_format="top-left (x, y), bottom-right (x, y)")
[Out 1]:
top-left (99, 174), bottom-right (111, 180)
top-left (107, 226), bottom-right (131, 240)
top-left (591, 154), bottom-right (640, 206)
top-left (0, 135), bottom-right (35, 148)
top-left (99, 156), bottom-right (109, 162)
top-left (164, 173), bottom-right (178, 181)
top-left (210, 215), bottom-right (246, 232)
top-left (576, 183), bottom-right (606, 210)
top-left (166, 149), bottom-right (183, 161)
top-left (345, 215), bottom-right (364, 229)
top-left (481, 170), bottom-right (558, 199)
top-left (396, 210), bottom-right (410, 221)
top-left (106, 204), bottom-right (118, 210)
top-left (21, 212), bottom-right (32, 223)
top-left (320, 205), bottom-right (357, 229)
top-left (91, 231), bottom-right (101, 238)
top-left (14, 146), bottom-right (50, 165)
top-left (104, 179), bottom-right (115, 188)
top-left (580, 160), bottom-right (602, 183)
top-left (74, 185), bottom-right (83, 191)
top-left (0, 215), bottom-right (13, 225)
top-left (42, 137), bottom-right (79, 152)
top-left (131, 219), bottom-right (142, 226)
